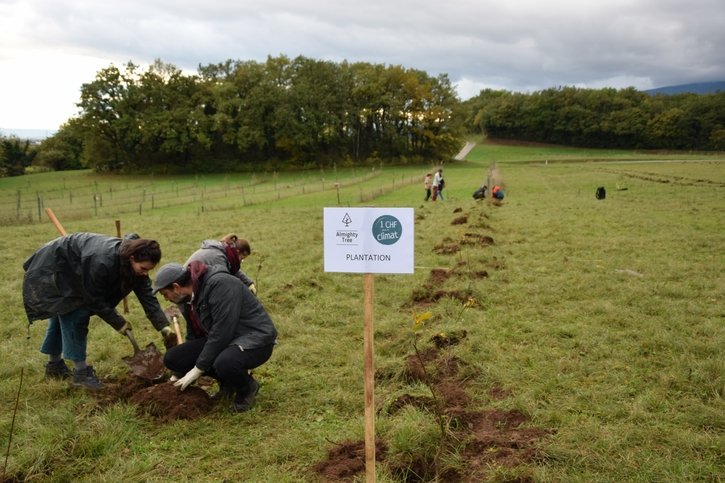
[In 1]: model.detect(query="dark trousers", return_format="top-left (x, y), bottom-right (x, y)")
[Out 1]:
top-left (164, 337), bottom-right (274, 392)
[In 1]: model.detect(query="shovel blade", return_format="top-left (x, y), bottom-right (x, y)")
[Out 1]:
top-left (122, 342), bottom-right (165, 381)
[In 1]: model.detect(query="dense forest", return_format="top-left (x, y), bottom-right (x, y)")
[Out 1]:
top-left (1, 56), bottom-right (723, 176)
top-left (32, 56), bottom-right (463, 174)
top-left (462, 87), bottom-right (725, 150)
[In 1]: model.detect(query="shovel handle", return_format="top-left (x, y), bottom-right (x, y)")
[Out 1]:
top-left (125, 329), bottom-right (142, 353)
top-left (45, 208), bottom-right (67, 236)
top-left (172, 316), bottom-right (183, 344)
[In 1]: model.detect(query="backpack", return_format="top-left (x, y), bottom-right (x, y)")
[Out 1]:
top-left (595, 186), bottom-right (606, 200)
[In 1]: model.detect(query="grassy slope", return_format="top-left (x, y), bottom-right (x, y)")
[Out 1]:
top-left (0, 143), bottom-right (723, 481)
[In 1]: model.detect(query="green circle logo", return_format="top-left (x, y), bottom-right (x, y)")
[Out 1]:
top-left (372, 215), bottom-right (402, 245)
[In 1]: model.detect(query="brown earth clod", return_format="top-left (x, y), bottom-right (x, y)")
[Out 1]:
top-left (313, 440), bottom-right (388, 481)
top-left (90, 374), bottom-right (214, 422)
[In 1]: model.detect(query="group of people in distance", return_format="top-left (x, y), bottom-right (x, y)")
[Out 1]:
top-left (472, 184), bottom-right (504, 200)
top-left (424, 168), bottom-right (505, 202)
top-left (424, 168), bottom-right (445, 201)
top-left (22, 232), bottom-right (277, 413)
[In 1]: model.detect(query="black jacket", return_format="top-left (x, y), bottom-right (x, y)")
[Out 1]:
top-left (186, 265), bottom-right (277, 372)
top-left (22, 232), bottom-right (168, 331)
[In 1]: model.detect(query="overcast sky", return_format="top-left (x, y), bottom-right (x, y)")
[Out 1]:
top-left (1, 0), bottom-right (724, 131)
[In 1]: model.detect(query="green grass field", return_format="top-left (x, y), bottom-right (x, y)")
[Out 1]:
top-left (1, 141), bottom-right (723, 481)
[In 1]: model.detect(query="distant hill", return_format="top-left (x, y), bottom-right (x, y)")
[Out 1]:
top-left (644, 81), bottom-right (725, 95)
top-left (0, 128), bottom-right (57, 140)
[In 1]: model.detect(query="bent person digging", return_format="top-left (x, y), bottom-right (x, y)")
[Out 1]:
top-left (152, 261), bottom-right (277, 413)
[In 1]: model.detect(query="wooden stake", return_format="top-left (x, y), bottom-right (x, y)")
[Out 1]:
top-left (363, 273), bottom-right (376, 482)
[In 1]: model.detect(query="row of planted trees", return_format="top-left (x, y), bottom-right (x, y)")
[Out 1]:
top-left (462, 87), bottom-right (725, 150)
top-left (45, 56), bottom-right (464, 173)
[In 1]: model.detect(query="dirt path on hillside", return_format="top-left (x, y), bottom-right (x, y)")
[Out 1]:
top-left (454, 141), bottom-right (476, 160)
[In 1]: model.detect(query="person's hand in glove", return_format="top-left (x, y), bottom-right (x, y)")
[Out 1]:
top-left (248, 283), bottom-right (257, 296)
top-left (118, 321), bottom-right (132, 335)
top-left (160, 326), bottom-right (178, 349)
top-left (174, 366), bottom-right (204, 391)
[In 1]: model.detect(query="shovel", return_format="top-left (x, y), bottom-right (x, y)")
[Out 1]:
top-left (163, 305), bottom-right (184, 345)
top-left (122, 329), bottom-right (166, 381)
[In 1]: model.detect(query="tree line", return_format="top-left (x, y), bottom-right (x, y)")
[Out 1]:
top-left (461, 86), bottom-right (725, 150)
top-left (26, 56), bottom-right (463, 173)
top-left (3, 58), bottom-right (724, 176)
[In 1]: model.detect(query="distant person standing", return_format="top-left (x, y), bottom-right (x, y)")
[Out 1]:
top-left (423, 173), bottom-right (432, 201)
top-left (437, 169), bottom-right (445, 200)
top-left (432, 168), bottom-right (443, 201)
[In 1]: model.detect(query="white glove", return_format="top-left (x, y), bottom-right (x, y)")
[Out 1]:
top-left (248, 283), bottom-right (257, 296)
top-left (174, 366), bottom-right (204, 391)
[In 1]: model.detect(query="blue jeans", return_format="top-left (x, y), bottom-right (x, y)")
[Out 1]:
top-left (40, 307), bottom-right (92, 362)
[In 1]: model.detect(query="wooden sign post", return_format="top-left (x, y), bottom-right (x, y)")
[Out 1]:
top-left (363, 272), bottom-right (375, 480)
top-left (323, 207), bottom-right (414, 482)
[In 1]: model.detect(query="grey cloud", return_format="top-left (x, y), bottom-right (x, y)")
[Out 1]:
top-left (11, 0), bottom-right (725, 95)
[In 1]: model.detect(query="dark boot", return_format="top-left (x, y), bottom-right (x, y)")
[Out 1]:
top-left (231, 378), bottom-right (259, 413)
top-left (72, 365), bottom-right (103, 390)
top-left (45, 360), bottom-right (71, 380)
top-left (210, 383), bottom-right (235, 402)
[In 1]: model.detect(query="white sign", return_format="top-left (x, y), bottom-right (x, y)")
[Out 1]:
top-left (324, 207), bottom-right (414, 274)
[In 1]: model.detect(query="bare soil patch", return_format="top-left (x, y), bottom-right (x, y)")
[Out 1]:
top-left (433, 242), bottom-right (460, 255)
top-left (316, 345), bottom-right (550, 482)
top-left (91, 373), bottom-right (214, 421)
top-left (313, 440), bottom-right (388, 481)
top-left (461, 233), bottom-right (494, 246)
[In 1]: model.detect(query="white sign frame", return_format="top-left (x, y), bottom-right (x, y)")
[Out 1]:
top-left (323, 207), bottom-right (414, 274)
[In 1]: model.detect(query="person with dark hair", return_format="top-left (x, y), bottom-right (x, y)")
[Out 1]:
top-left (153, 261), bottom-right (277, 413)
top-left (185, 233), bottom-right (256, 294)
top-left (22, 232), bottom-right (175, 390)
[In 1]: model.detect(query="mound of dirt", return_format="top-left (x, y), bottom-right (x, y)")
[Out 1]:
top-left (433, 242), bottom-right (460, 255)
top-left (313, 440), bottom-right (388, 481)
top-left (461, 233), bottom-right (494, 246)
top-left (91, 374), bottom-right (214, 422)
top-left (129, 382), bottom-right (213, 422)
